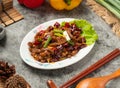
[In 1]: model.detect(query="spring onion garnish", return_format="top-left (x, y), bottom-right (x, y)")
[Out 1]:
top-left (68, 40), bottom-right (74, 45)
top-left (43, 36), bottom-right (52, 48)
top-left (38, 38), bottom-right (42, 42)
top-left (54, 33), bottom-right (63, 37)
top-left (53, 29), bottom-right (64, 34)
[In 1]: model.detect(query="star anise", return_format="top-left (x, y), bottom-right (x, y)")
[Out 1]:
top-left (0, 61), bottom-right (16, 80)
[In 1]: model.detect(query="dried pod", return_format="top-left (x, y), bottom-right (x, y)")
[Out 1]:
top-left (5, 75), bottom-right (31, 88)
top-left (0, 61), bottom-right (16, 80)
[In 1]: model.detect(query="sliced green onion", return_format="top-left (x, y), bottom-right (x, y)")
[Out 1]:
top-left (38, 38), bottom-right (42, 42)
top-left (43, 36), bottom-right (52, 48)
top-left (54, 33), bottom-right (63, 37)
top-left (53, 29), bottom-right (64, 34)
top-left (68, 40), bottom-right (74, 45)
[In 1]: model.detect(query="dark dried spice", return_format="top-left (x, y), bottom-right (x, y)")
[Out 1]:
top-left (0, 61), bottom-right (16, 80)
top-left (5, 75), bottom-right (31, 88)
top-left (54, 22), bottom-right (60, 28)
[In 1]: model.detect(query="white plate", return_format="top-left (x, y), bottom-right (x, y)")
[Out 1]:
top-left (20, 18), bottom-right (95, 70)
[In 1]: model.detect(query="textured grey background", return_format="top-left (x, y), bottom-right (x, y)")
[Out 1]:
top-left (0, 0), bottom-right (120, 88)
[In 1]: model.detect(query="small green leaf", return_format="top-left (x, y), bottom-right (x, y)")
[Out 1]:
top-left (61, 21), bottom-right (66, 27)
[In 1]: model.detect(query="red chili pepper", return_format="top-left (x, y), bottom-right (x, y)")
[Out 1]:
top-left (74, 44), bottom-right (79, 50)
top-left (65, 22), bottom-right (70, 28)
top-left (39, 30), bottom-right (45, 35)
top-left (33, 41), bottom-right (40, 45)
top-left (51, 47), bottom-right (57, 51)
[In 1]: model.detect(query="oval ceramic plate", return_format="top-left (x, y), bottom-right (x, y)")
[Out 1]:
top-left (20, 18), bottom-right (95, 70)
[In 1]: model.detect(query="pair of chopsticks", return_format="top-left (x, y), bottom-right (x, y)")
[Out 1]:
top-left (47, 48), bottom-right (120, 88)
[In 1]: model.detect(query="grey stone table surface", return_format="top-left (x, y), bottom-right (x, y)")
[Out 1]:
top-left (0, 0), bottom-right (120, 88)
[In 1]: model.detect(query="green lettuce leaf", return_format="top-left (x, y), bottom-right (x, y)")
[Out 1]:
top-left (73, 19), bottom-right (98, 45)
top-left (61, 19), bottom-right (98, 45)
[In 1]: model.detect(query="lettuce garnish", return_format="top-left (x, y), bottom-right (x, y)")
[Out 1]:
top-left (61, 19), bottom-right (98, 45)
top-left (74, 19), bottom-right (98, 45)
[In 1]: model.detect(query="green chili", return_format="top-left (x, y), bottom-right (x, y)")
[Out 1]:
top-left (68, 40), bottom-right (74, 45)
top-left (38, 38), bottom-right (42, 42)
top-left (54, 33), bottom-right (63, 37)
top-left (43, 36), bottom-right (52, 48)
top-left (53, 29), bottom-right (64, 34)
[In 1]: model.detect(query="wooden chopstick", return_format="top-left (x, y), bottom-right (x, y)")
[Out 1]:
top-left (47, 48), bottom-right (120, 88)
top-left (47, 80), bottom-right (58, 88)
top-left (59, 48), bottom-right (120, 88)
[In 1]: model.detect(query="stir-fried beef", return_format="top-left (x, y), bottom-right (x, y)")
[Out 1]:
top-left (28, 22), bottom-right (87, 63)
